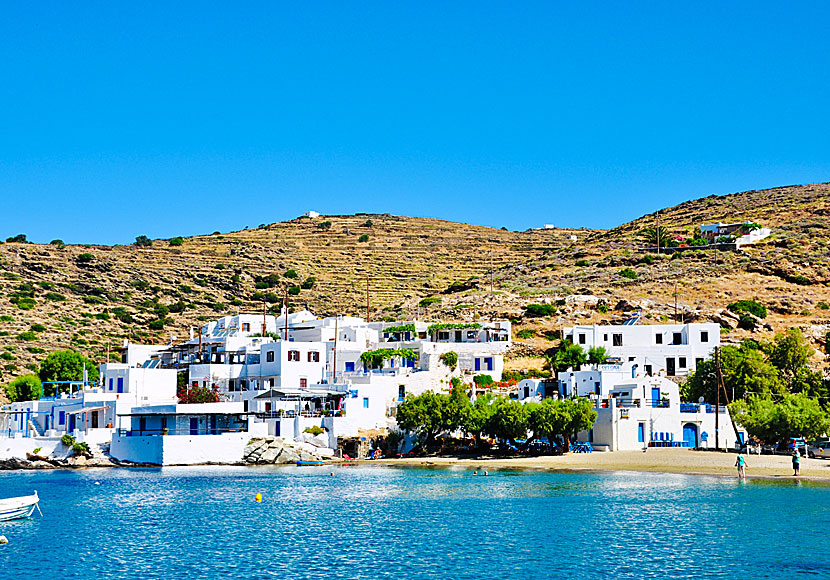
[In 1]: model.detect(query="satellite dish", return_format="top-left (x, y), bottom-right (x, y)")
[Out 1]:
top-left (698, 396), bottom-right (705, 403)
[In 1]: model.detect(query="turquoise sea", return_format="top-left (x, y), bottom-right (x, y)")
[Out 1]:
top-left (0, 465), bottom-right (828, 579)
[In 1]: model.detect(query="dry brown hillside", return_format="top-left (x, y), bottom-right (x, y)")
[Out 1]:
top-left (2, 182), bottom-right (830, 402)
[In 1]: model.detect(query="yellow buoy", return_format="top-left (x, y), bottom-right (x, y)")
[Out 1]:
top-left (255, 493), bottom-right (263, 503)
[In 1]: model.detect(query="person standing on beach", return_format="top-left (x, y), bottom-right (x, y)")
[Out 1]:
top-left (792, 449), bottom-right (801, 476)
top-left (735, 454), bottom-right (746, 479)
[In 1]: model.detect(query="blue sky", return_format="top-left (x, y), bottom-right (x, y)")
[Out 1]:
top-left (2, 3), bottom-right (829, 245)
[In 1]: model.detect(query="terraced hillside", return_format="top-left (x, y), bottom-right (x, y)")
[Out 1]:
top-left (2, 182), bottom-right (830, 402)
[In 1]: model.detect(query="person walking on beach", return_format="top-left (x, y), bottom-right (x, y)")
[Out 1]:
top-left (792, 449), bottom-right (801, 476)
top-left (735, 454), bottom-right (746, 479)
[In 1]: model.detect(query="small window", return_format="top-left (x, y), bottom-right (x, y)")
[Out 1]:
top-left (363, 397), bottom-right (369, 409)
top-left (628, 357), bottom-right (635, 362)
top-left (466, 331), bottom-right (477, 339)
top-left (228, 379), bottom-right (235, 391)
top-left (308, 351), bottom-right (320, 362)
top-left (242, 323), bottom-right (250, 332)
top-left (438, 331), bottom-right (450, 341)
top-left (645, 364), bottom-right (652, 375)
top-left (266, 351), bottom-right (275, 363)
top-left (603, 334), bottom-right (608, 341)
top-left (655, 334), bottom-right (662, 345)
top-left (679, 357), bottom-right (687, 368)
top-left (300, 378), bottom-right (307, 389)
top-left (613, 334), bottom-right (623, 347)
top-left (288, 350), bottom-right (300, 361)
top-left (578, 333), bottom-right (586, 345)
top-left (672, 332), bottom-right (682, 345)
top-left (486, 357), bottom-right (493, 371)
top-left (700, 331), bottom-right (709, 343)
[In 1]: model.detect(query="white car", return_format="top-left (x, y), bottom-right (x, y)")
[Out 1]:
top-left (808, 441), bottom-right (830, 459)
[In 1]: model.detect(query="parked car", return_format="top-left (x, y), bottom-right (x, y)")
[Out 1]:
top-left (808, 441), bottom-right (830, 459)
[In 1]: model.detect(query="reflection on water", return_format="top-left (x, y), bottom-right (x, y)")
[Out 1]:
top-left (1, 465), bottom-right (829, 579)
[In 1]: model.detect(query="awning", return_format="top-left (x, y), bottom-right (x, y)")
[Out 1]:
top-left (254, 388), bottom-right (344, 399)
top-left (66, 406), bottom-right (110, 415)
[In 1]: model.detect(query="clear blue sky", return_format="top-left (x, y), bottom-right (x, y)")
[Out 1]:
top-left (2, 3), bottom-right (829, 245)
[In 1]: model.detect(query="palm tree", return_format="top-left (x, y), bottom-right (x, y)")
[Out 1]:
top-left (639, 226), bottom-right (672, 248)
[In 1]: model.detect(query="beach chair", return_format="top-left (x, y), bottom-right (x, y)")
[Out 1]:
top-left (583, 442), bottom-right (593, 453)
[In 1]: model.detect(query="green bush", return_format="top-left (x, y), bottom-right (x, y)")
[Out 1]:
top-left (473, 374), bottom-right (494, 386)
top-left (17, 331), bottom-right (38, 341)
top-left (790, 275), bottom-right (810, 286)
top-left (303, 425), bottom-right (325, 436)
top-left (575, 259), bottom-right (589, 267)
top-left (179, 285), bottom-right (193, 294)
top-left (77, 253), bottom-right (94, 263)
top-left (30, 323), bottom-right (46, 332)
top-left (284, 269), bottom-right (299, 279)
top-left (0, 352), bottom-right (13, 361)
top-left (728, 300), bottom-right (767, 319)
top-left (82, 295), bottom-right (104, 304)
top-left (169, 237), bottom-right (184, 246)
top-left (737, 315), bottom-right (756, 330)
top-left (418, 297), bottom-right (441, 308)
top-left (317, 221), bottom-right (332, 230)
top-left (95, 312), bottom-right (110, 321)
top-left (301, 277), bottom-right (316, 290)
top-left (439, 351), bottom-right (458, 370)
top-left (15, 297), bottom-right (37, 310)
top-left (72, 442), bottom-right (90, 456)
top-left (0, 315), bottom-right (12, 322)
top-left (516, 329), bottom-right (535, 339)
top-left (525, 304), bottom-right (556, 317)
top-left (61, 434), bottom-right (75, 447)
top-left (148, 319), bottom-right (165, 330)
top-left (818, 301), bottom-right (830, 310)
top-left (619, 268), bottom-right (638, 280)
top-left (596, 301), bottom-right (609, 314)
top-left (212, 302), bottom-right (227, 312)
top-left (134, 235), bottom-right (152, 247)
top-left (638, 254), bottom-right (654, 265)
top-left (49, 239), bottom-right (64, 246)
top-left (288, 286), bottom-right (301, 296)
top-left (45, 292), bottom-right (66, 302)
top-left (6, 234), bottom-right (27, 243)
top-left (358, 234), bottom-right (370, 243)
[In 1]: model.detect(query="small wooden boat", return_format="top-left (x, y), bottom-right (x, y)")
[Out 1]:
top-left (296, 460), bottom-right (325, 466)
top-left (0, 491), bottom-right (41, 521)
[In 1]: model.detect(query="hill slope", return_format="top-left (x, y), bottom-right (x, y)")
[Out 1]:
top-left (2, 182), bottom-right (829, 400)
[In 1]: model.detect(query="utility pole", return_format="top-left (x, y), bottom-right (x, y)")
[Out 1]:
top-left (656, 209), bottom-right (661, 255)
top-left (715, 346), bottom-right (720, 450)
top-left (333, 315), bottom-right (338, 384)
top-left (674, 281), bottom-right (678, 323)
top-left (489, 247), bottom-right (494, 293)
top-left (366, 275), bottom-right (370, 322)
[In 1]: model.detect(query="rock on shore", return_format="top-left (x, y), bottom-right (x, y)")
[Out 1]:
top-left (243, 437), bottom-right (332, 464)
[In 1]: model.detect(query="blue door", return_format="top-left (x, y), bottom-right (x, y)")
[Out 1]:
top-left (190, 418), bottom-right (199, 435)
top-left (638, 422), bottom-right (645, 443)
top-left (475, 358), bottom-right (481, 371)
top-left (683, 423), bottom-right (698, 448)
top-left (209, 416), bottom-right (217, 435)
top-left (68, 414), bottom-right (76, 433)
top-left (651, 387), bottom-right (660, 405)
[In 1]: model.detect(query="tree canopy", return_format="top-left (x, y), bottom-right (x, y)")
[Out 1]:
top-left (38, 350), bottom-right (100, 396)
top-left (729, 394), bottom-right (829, 445)
top-left (3, 374), bottom-right (42, 403)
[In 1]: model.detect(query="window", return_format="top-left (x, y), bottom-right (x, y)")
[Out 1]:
top-left (242, 323), bottom-right (250, 332)
top-left (398, 385), bottom-right (405, 400)
top-left (240, 380), bottom-right (248, 390)
top-left (345, 361), bottom-right (355, 372)
top-left (612, 334), bottom-right (623, 346)
top-left (485, 357), bottom-right (493, 371)
top-left (679, 357), bottom-right (687, 368)
top-left (108, 378), bottom-right (113, 391)
top-left (603, 334), bottom-right (608, 341)
top-left (300, 378), bottom-right (307, 389)
top-left (467, 331), bottom-right (477, 339)
top-left (228, 379), bottom-right (236, 391)
top-left (266, 351), bottom-right (275, 363)
top-left (438, 331), bottom-right (449, 341)
top-left (363, 397), bottom-right (369, 409)
top-left (59, 411), bottom-right (65, 425)
top-left (475, 358), bottom-right (481, 371)
top-left (645, 364), bottom-right (652, 375)
top-left (655, 334), bottom-right (663, 345)
top-left (117, 377), bottom-right (124, 393)
top-left (578, 333), bottom-right (586, 345)
top-left (700, 331), bottom-right (709, 343)
top-left (288, 350), bottom-right (300, 361)
top-left (672, 332), bottom-right (682, 345)
top-left (695, 357), bottom-right (703, 367)
top-left (628, 357), bottom-right (635, 362)
top-left (308, 351), bottom-right (320, 362)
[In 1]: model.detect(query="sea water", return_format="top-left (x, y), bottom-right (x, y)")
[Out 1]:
top-left (0, 466), bottom-right (827, 579)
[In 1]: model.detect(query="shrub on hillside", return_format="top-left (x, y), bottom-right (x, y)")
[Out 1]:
top-left (358, 234), bottom-right (370, 242)
top-left (525, 304), bottom-right (556, 317)
top-left (516, 329), bottom-right (535, 339)
top-left (287, 286), bottom-right (301, 296)
top-left (284, 269), bottom-right (299, 279)
top-left (619, 268), bottom-right (638, 280)
top-left (134, 235), bottom-right (152, 247)
top-left (728, 300), bottom-right (767, 319)
top-left (169, 237), bottom-right (184, 246)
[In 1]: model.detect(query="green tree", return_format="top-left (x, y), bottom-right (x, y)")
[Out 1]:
top-left (134, 235), bottom-right (152, 247)
top-left (463, 393), bottom-right (497, 448)
top-left (639, 226), bottom-right (673, 248)
top-left (3, 374), bottom-right (42, 402)
top-left (551, 341), bottom-right (587, 372)
top-left (527, 398), bottom-right (571, 449)
top-left (485, 398), bottom-right (529, 446)
top-left (683, 345), bottom-right (783, 403)
top-left (396, 391), bottom-right (447, 448)
top-left (729, 394), bottom-right (829, 445)
top-left (439, 351), bottom-right (458, 371)
top-left (562, 398), bottom-right (598, 450)
top-left (442, 383), bottom-right (471, 434)
top-left (38, 350), bottom-right (100, 396)
top-left (587, 346), bottom-right (608, 365)
top-left (769, 328), bottom-right (814, 384)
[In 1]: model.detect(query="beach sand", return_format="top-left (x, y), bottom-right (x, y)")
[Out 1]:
top-left (377, 448), bottom-right (830, 481)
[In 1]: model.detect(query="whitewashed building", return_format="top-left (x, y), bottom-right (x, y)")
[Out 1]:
top-left (563, 322), bottom-right (720, 377)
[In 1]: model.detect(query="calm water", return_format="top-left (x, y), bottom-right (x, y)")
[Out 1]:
top-left (0, 465), bottom-right (828, 579)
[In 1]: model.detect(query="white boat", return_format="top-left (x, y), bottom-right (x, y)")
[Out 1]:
top-left (0, 491), bottom-right (41, 521)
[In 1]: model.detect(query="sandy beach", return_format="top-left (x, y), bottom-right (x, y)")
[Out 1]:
top-left (378, 448), bottom-right (830, 481)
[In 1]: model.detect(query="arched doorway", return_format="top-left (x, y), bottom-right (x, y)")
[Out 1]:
top-left (683, 423), bottom-right (699, 448)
